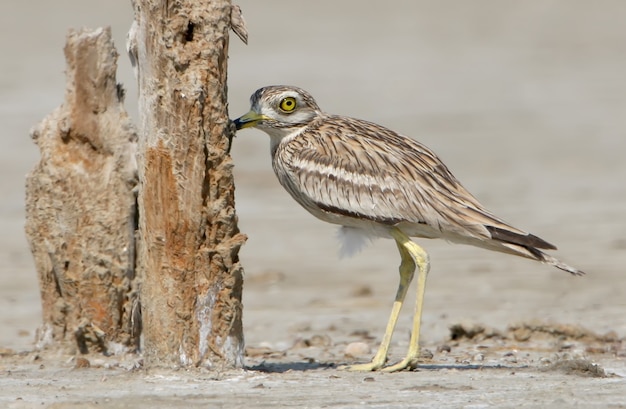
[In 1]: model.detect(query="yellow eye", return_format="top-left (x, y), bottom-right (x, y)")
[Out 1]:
top-left (279, 97), bottom-right (297, 112)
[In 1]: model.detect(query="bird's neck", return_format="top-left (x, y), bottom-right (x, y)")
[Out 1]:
top-left (268, 125), bottom-right (308, 158)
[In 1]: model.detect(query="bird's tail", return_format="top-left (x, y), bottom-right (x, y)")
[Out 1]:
top-left (536, 251), bottom-right (586, 276)
top-left (485, 225), bottom-right (585, 276)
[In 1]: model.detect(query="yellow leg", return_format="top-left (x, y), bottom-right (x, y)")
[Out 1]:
top-left (382, 228), bottom-right (430, 372)
top-left (342, 227), bottom-right (429, 372)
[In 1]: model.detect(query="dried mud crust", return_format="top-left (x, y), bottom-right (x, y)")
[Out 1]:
top-left (2, 321), bottom-right (621, 375)
top-left (0, 319), bottom-right (620, 409)
top-left (241, 320), bottom-right (623, 377)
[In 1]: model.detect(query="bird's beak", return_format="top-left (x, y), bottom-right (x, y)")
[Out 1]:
top-left (233, 110), bottom-right (270, 130)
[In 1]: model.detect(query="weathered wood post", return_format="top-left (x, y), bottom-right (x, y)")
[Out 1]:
top-left (25, 27), bottom-right (140, 354)
top-left (129, 0), bottom-right (247, 368)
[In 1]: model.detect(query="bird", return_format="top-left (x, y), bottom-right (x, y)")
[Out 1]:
top-left (233, 85), bottom-right (584, 372)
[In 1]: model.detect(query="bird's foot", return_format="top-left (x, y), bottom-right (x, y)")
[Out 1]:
top-left (380, 357), bottom-right (419, 373)
top-left (339, 355), bottom-right (419, 372)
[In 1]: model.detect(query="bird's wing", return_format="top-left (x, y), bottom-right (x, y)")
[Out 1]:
top-left (278, 115), bottom-right (553, 248)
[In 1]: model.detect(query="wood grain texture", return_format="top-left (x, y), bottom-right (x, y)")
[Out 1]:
top-left (25, 27), bottom-right (139, 354)
top-left (132, 0), bottom-right (246, 368)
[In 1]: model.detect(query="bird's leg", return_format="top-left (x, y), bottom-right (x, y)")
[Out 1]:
top-left (381, 227), bottom-right (430, 372)
top-left (341, 230), bottom-right (416, 372)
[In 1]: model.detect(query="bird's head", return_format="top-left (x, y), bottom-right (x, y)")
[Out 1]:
top-left (233, 86), bottom-right (321, 138)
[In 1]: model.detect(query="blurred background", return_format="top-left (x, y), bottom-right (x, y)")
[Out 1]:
top-left (1, 1), bottom-right (625, 352)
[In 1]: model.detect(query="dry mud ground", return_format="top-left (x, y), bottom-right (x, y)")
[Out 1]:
top-left (1, 1), bottom-right (626, 407)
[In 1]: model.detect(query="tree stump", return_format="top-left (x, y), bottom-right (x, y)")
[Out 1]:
top-left (130, 0), bottom-right (247, 368)
top-left (25, 27), bottom-right (139, 354)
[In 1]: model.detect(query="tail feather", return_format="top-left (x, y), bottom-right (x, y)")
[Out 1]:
top-left (486, 225), bottom-right (556, 250)
top-left (539, 252), bottom-right (586, 276)
top-left (497, 240), bottom-right (585, 276)
top-left (486, 225), bottom-right (584, 276)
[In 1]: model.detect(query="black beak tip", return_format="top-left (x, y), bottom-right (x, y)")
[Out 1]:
top-left (232, 118), bottom-right (244, 130)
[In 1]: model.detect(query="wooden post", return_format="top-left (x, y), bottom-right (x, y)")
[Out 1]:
top-left (130, 0), bottom-right (247, 368)
top-left (25, 27), bottom-right (140, 354)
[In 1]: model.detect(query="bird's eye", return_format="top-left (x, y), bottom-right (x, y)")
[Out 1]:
top-left (279, 97), bottom-right (297, 112)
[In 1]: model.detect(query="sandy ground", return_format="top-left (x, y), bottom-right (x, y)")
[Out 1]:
top-left (1, 0), bottom-right (626, 407)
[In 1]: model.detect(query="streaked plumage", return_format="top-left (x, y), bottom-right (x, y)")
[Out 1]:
top-left (234, 85), bottom-right (584, 372)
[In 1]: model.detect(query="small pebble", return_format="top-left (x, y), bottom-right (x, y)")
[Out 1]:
top-left (437, 344), bottom-right (451, 353)
top-left (309, 334), bottom-right (332, 347)
top-left (74, 357), bottom-right (91, 369)
top-left (91, 359), bottom-right (106, 367)
top-left (344, 342), bottom-right (371, 357)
